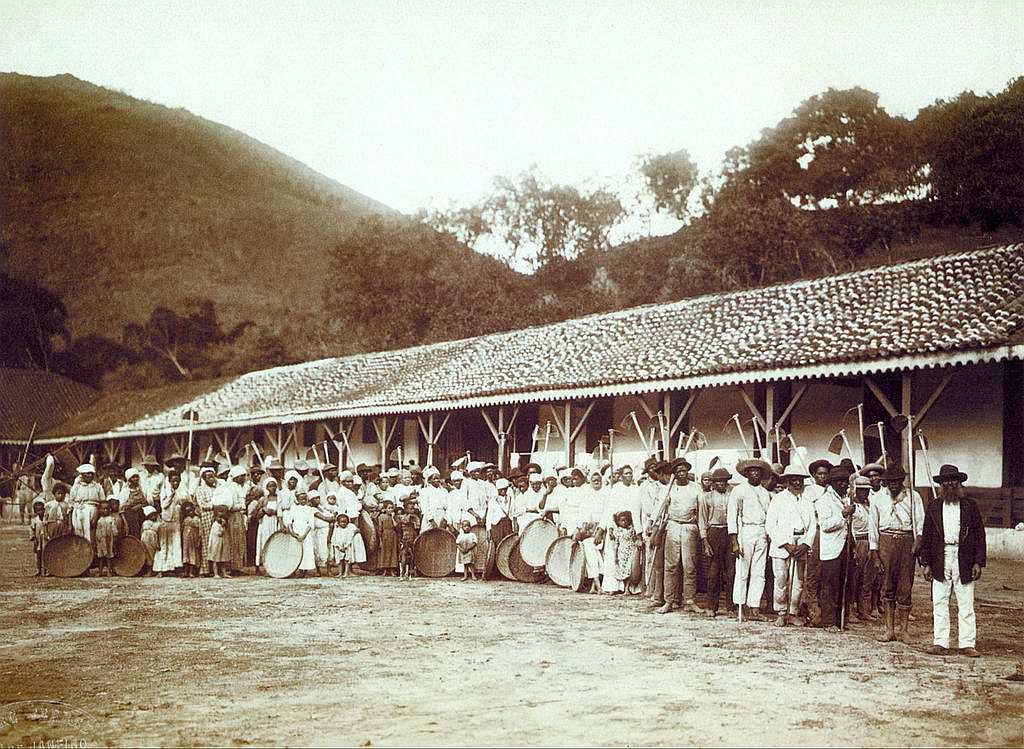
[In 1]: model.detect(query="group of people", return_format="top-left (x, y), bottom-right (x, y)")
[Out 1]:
top-left (16, 447), bottom-right (986, 656)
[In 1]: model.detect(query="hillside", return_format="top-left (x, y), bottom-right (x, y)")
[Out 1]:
top-left (0, 73), bottom-right (527, 355)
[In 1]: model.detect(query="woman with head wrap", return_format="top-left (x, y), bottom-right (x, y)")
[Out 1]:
top-left (192, 463), bottom-right (220, 573)
top-left (152, 471), bottom-right (186, 575)
top-left (254, 476), bottom-right (283, 573)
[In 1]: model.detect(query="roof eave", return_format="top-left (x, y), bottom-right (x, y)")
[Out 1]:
top-left (22, 342), bottom-right (1024, 445)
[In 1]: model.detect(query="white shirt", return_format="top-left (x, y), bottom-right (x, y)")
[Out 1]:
top-left (727, 481), bottom-right (771, 534)
top-left (942, 500), bottom-right (961, 545)
top-left (814, 488), bottom-right (848, 561)
top-left (765, 489), bottom-right (815, 559)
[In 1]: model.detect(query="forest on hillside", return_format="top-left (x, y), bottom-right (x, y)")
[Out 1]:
top-left (2, 74), bottom-right (1023, 392)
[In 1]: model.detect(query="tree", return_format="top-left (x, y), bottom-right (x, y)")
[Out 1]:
top-left (122, 300), bottom-right (251, 381)
top-left (329, 216), bottom-right (536, 351)
top-left (0, 273), bottom-right (69, 370)
top-left (421, 166), bottom-right (626, 270)
top-left (915, 77), bottom-right (1024, 229)
top-left (638, 149), bottom-right (698, 220)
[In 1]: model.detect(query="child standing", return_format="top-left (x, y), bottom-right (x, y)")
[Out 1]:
top-left (207, 511), bottom-right (229, 578)
top-left (29, 500), bottom-right (46, 576)
top-left (330, 514), bottom-right (359, 578)
top-left (140, 505), bottom-right (161, 577)
top-left (611, 510), bottom-right (641, 595)
top-left (94, 500), bottom-right (120, 576)
top-left (181, 502), bottom-right (204, 577)
top-left (396, 500), bottom-right (421, 580)
top-left (456, 520), bottom-right (478, 581)
top-left (376, 499), bottom-right (399, 576)
top-left (312, 493), bottom-right (335, 576)
top-left (288, 492), bottom-right (317, 578)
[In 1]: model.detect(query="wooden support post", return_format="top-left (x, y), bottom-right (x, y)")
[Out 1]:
top-left (765, 385), bottom-right (775, 463)
top-left (901, 371), bottom-right (913, 476)
top-left (564, 402), bottom-right (573, 467)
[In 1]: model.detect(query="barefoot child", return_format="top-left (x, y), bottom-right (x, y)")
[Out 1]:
top-left (397, 499), bottom-right (421, 579)
top-left (140, 505), bottom-right (161, 576)
top-left (94, 500), bottom-right (120, 576)
top-left (376, 499), bottom-right (399, 577)
top-left (181, 502), bottom-right (204, 577)
top-left (330, 513), bottom-right (359, 577)
top-left (611, 510), bottom-right (640, 595)
top-left (313, 492), bottom-right (336, 576)
top-left (29, 500), bottom-right (46, 576)
top-left (456, 520), bottom-right (478, 581)
top-left (207, 511), bottom-right (229, 578)
top-left (288, 491), bottom-right (317, 578)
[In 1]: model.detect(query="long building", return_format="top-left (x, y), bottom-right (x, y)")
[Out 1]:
top-left (4, 243), bottom-right (1024, 526)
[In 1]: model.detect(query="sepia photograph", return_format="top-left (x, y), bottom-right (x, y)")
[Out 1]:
top-left (1, 1), bottom-right (1023, 746)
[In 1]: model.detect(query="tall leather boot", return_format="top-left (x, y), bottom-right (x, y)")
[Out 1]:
top-left (897, 605), bottom-right (913, 645)
top-left (876, 601), bottom-right (896, 642)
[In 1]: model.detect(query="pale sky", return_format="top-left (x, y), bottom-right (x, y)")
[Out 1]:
top-left (2, 0), bottom-right (1023, 219)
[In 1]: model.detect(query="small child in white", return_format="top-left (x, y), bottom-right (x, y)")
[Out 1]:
top-left (29, 499), bottom-right (46, 576)
top-left (331, 513), bottom-right (359, 577)
top-left (456, 520), bottom-right (478, 581)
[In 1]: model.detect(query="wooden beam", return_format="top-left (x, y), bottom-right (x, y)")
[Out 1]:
top-left (434, 412), bottom-right (452, 441)
top-left (776, 383), bottom-right (808, 426)
top-left (548, 403), bottom-right (566, 439)
top-left (480, 409), bottom-right (500, 443)
top-left (739, 387), bottom-right (767, 431)
top-left (568, 400), bottom-right (596, 444)
top-left (669, 391), bottom-right (700, 436)
top-left (865, 376), bottom-right (898, 418)
top-left (634, 394), bottom-right (656, 420)
top-left (765, 385), bottom-right (775, 462)
top-left (914, 369), bottom-right (954, 428)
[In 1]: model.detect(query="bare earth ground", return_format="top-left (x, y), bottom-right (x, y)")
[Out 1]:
top-left (0, 521), bottom-right (1021, 748)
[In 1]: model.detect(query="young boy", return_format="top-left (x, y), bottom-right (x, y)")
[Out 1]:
top-left (30, 499), bottom-right (46, 575)
top-left (397, 499), bottom-right (421, 580)
top-left (331, 513), bottom-right (359, 578)
top-left (456, 520), bottom-right (478, 581)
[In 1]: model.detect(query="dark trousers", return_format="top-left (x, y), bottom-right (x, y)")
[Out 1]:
top-left (803, 533), bottom-right (821, 612)
top-left (878, 533), bottom-right (914, 607)
top-left (818, 554), bottom-right (844, 627)
top-left (705, 526), bottom-right (734, 612)
top-left (850, 537), bottom-right (878, 615)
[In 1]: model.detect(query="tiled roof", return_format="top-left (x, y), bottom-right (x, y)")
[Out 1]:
top-left (34, 243), bottom-right (1024, 442)
top-left (0, 368), bottom-right (99, 442)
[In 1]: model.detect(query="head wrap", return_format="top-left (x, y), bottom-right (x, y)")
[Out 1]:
top-left (76, 463), bottom-right (96, 474)
top-left (496, 478), bottom-right (510, 490)
top-left (339, 470), bottom-right (354, 481)
top-left (228, 465), bottom-right (248, 480)
top-left (125, 468), bottom-right (141, 481)
top-left (450, 470), bottom-right (465, 481)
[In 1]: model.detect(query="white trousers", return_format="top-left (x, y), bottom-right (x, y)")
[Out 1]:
top-left (772, 556), bottom-right (803, 615)
top-left (72, 503), bottom-right (96, 542)
top-left (732, 529), bottom-right (767, 607)
top-left (932, 546), bottom-right (976, 649)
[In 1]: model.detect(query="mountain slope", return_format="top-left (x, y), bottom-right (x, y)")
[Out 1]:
top-left (0, 73), bottom-right (419, 344)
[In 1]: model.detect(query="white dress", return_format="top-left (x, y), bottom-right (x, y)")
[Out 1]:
top-left (288, 505), bottom-right (317, 571)
top-left (256, 499), bottom-right (281, 565)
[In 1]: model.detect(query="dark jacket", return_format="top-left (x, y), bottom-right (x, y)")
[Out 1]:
top-left (917, 495), bottom-right (986, 584)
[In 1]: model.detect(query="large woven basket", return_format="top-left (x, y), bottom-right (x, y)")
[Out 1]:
top-left (568, 543), bottom-right (588, 592)
top-left (495, 534), bottom-right (517, 580)
top-left (518, 518), bottom-right (558, 567)
top-left (112, 536), bottom-right (147, 577)
top-left (263, 531), bottom-right (303, 579)
top-left (509, 540), bottom-right (545, 583)
top-left (414, 528), bottom-right (457, 578)
top-left (545, 536), bottom-right (575, 588)
top-left (43, 535), bottom-right (93, 578)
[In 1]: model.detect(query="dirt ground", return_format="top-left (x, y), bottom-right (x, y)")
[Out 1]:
top-left (0, 522), bottom-right (1022, 748)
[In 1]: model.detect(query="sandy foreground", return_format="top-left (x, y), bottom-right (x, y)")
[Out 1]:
top-left (0, 522), bottom-right (1021, 748)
